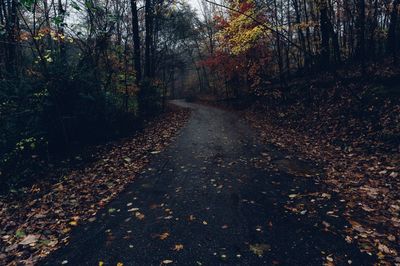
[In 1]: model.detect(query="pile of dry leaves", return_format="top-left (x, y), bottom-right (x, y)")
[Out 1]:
top-left (0, 107), bottom-right (190, 265)
top-left (244, 77), bottom-right (399, 265)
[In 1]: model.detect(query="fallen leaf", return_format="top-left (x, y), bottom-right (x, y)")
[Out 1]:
top-left (389, 172), bottom-right (398, 178)
top-left (249, 244), bottom-right (271, 257)
top-left (321, 193), bottom-right (331, 199)
top-left (19, 234), bottom-right (40, 245)
top-left (5, 244), bottom-right (18, 252)
top-left (135, 212), bottom-right (145, 220)
top-left (62, 228), bottom-right (71, 234)
top-left (173, 244), bottom-right (184, 251)
top-left (388, 235), bottom-right (396, 242)
top-left (159, 232), bottom-right (170, 240)
top-left (15, 229), bottom-right (26, 238)
top-left (69, 221), bottom-right (78, 226)
top-left (378, 243), bottom-right (392, 254)
top-left (47, 239), bottom-right (58, 247)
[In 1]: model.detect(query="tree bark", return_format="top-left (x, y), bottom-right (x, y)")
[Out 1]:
top-left (356, 0), bottom-right (366, 73)
top-left (319, 0), bottom-right (330, 69)
top-left (293, 0), bottom-right (308, 69)
top-left (4, 0), bottom-right (18, 76)
top-left (130, 0), bottom-right (142, 84)
top-left (388, 0), bottom-right (400, 63)
top-left (144, 0), bottom-right (153, 78)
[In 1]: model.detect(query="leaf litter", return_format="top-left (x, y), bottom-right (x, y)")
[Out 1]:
top-left (244, 98), bottom-right (399, 264)
top-left (0, 107), bottom-right (190, 265)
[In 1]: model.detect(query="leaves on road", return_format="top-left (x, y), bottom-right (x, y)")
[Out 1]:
top-left (245, 100), bottom-right (400, 264)
top-left (134, 212), bottom-right (145, 220)
top-left (249, 244), bottom-right (271, 257)
top-left (159, 232), bottom-right (170, 240)
top-left (0, 108), bottom-right (190, 265)
top-left (173, 244), bottom-right (184, 251)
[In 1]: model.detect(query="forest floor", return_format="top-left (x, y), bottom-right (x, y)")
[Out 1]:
top-left (0, 95), bottom-right (396, 265)
top-left (0, 105), bottom-right (190, 265)
top-left (36, 101), bottom-right (373, 265)
top-left (240, 68), bottom-right (400, 265)
top-left (244, 110), bottom-right (399, 266)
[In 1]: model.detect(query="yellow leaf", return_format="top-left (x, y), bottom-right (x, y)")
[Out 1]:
top-left (69, 221), bottom-right (78, 226)
top-left (98, 261), bottom-right (104, 266)
top-left (249, 243), bottom-right (271, 257)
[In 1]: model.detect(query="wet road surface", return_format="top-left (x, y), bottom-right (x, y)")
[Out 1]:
top-left (42, 101), bottom-right (373, 265)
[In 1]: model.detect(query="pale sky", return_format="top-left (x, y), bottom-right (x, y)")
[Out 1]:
top-left (187, 0), bottom-right (203, 15)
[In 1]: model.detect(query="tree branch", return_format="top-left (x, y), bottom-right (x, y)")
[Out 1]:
top-left (203, 0), bottom-right (311, 55)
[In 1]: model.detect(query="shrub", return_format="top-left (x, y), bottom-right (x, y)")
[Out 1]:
top-left (0, 60), bottom-right (138, 189)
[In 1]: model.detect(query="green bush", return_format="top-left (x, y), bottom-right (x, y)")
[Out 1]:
top-left (0, 60), bottom-right (138, 189)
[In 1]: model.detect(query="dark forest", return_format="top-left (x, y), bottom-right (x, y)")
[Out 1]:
top-left (0, 0), bottom-right (399, 265)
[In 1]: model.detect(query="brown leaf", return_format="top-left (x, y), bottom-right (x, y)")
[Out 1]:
top-left (159, 232), bottom-right (170, 240)
top-left (173, 244), bottom-right (184, 251)
top-left (135, 212), bottom-right (145, 220)
top-left (19, 234), bottom-right (40, 245)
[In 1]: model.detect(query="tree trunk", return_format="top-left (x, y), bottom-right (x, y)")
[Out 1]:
top-left (5, 0), bottom-right (18, 76)
top-left (130, 0), bottom-right (142, 84)
top-left (367, 0), bottom-right (379, 58)
top-left (303, 0), bottom-right (313, 66)
top-left (388, 0), bottom-right (400, 63)
top-left (273, 0), bottom-right (285, 85)
top-left (57, 0), bottom-right (66, 62)
top-left (356, 0), bottom-right (366, 73)
top-left (144, 0), bottom-right (153, 78)
top-left (319, 0), bottom-right (330, 69)
top-left (293, 0), bottom-right (308, 68)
